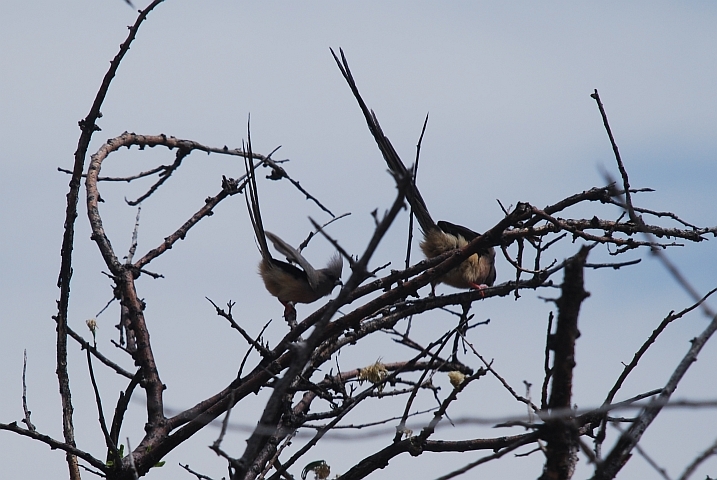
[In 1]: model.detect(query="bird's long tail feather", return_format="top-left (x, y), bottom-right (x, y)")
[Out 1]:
top-left (331, 48), bottom-right (436, 233)
top-left (243, 133), bottom-right (272, 262)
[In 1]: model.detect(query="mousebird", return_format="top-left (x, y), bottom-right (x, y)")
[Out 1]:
top-left (331, 48), bottom-right (495, 294)
top-left (244, 154), bottom-right (342, 313)
top-left (391, 151), bottom-right (496, 294)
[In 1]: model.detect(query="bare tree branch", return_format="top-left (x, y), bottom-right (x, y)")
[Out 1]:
top-left (53, 3), bottom-right (165, 478)
top-left (539, 246), bottom-right (590, 480)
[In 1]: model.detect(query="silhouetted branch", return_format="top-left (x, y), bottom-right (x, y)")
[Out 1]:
top-left (539, 246), bottom-right (590, 480)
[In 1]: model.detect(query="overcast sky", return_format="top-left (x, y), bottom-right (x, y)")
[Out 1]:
top-left (2, 1), bottom-right (717, 479)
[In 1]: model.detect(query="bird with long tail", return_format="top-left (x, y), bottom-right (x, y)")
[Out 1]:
top-left (243, 142), bottom-right (342, 314)
top-left (332, 48), bottom-right (495, 295)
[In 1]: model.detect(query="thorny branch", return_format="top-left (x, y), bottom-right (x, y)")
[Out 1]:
top-left (36, 117), bottom-right (717, 480)
top-left (52, 2), bottom-right (165, 479)
top-left (16, 17), bottom-right (717, 480)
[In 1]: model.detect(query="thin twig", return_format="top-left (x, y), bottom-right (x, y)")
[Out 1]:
top-left (298, 212), bottom-right (351, 252)
top-left (460, 332), bottom-right (539, 413)
top-left (394, 329), bottom-right (457, 442)
top-left (541, 311), bottom-right (554, 410)
top-left (211, 391), bottom-right (234, 453)
top-left (86, 349), bottom-right (119, 465)
top-left (593, 287), bottom-right (717, 455)
top-left (179, 463), bottom-right (216, 480)
top-left (404, 113), bottom-right (430, 270)
top-left (0, 421), bottom-right (108, 471)
top-left (303, 408), bottom-right (436, 431)
top-left (66, 324), bottom-right (133, 379)
top-left (21, 350), bottom-right (35, 432)
top-left (238, 319), bottom-right (272, 380)
top-left (591, 90), bottom-right (636, 221)
top-left (126, 148), bottom-right (189, 205)
top-left (125, 206), bottom-right (141, 264)
top-left (594, 310), bottom-right (717, 479)
top-left (308, 217), bottom-right (361, 274)
top-left (109, 369), bottom-right (142, 450)
top-left (678, 435), bottom-right (717, 480)
top-left (433, 432), bottom-right (540, 480)
top-left (610, 421), bottom-right (672, 480)
top-left (584, 259), bottom-right (641, 269)
top-left (206, 298), bottom-right (270, 358)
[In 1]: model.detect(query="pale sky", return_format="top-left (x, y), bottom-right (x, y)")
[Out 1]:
top-left (2, 1), bottom-right (717, 479)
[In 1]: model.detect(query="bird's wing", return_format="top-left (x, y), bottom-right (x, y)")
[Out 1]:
top-left (265, 231), bottom-right (320, 290)
top-left (436, 221), bottom-right (480, 242)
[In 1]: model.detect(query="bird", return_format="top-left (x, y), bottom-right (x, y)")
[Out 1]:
top-left (330, 48), bottom-right (495, 295)
top-left (420, 218), bottom-right (496, 293)
top-left (397, 159), bottom-right (496, 294)
top-left (243, 154), bottom-right (343, 314)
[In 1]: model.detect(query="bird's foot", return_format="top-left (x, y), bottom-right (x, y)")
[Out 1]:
top-left (282, 302), bottom-right (298, 329)
top-left (469, 283), bottom-right (489, 298)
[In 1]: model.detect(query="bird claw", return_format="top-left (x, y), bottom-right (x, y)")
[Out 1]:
top-left (283, 302), bottom-right (298, 328)
top-left (470, 283), bottom-right (488, 298)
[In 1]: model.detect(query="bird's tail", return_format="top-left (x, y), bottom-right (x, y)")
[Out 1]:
top-left (331, 48), bottom-right (436, 233)
top-left (243, 133), bottom-right (272, 263)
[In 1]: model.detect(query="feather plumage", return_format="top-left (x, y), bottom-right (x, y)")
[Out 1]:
top-left (243, 146), bottom-right (342, 310)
